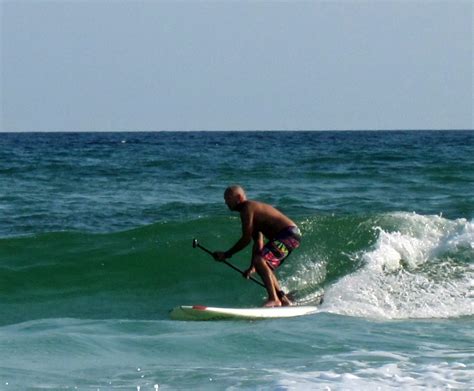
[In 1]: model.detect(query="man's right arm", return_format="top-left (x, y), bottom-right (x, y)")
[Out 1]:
top-left (213, 205), bottom-right (253, 261)
top-left (225, 205), bottom-right (254, 257)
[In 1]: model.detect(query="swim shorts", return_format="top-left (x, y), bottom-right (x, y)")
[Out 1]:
top-left (260, 226), bottom-right (302, 269)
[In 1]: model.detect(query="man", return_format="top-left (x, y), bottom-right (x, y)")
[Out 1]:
top-left (213, 185), bottom-right (301, 307)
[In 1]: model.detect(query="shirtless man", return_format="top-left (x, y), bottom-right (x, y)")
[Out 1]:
top-left (213, 185), bottom-right (302, 307)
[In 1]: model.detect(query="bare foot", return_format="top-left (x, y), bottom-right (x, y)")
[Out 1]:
top-left (263, 300), bottom-right (281, 307)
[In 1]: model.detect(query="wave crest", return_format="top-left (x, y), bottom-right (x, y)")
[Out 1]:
top-left (323, 213), bottom-right (473, 319)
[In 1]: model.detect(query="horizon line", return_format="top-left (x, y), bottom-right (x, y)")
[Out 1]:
top-left (1, 129), bottom-right (473, 133)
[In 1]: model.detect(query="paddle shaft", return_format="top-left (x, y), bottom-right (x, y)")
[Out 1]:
top-left (194, 242), bottom-right (266, 289)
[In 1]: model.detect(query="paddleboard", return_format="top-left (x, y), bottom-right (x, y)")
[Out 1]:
top-left (169, 305), bottom-right (319, 321)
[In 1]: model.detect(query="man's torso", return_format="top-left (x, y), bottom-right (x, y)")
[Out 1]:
top-left (241, 200), bottom-right (296, 239)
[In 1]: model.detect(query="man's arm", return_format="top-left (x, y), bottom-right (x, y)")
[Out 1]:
top-left (242, 231), bottom-right (263, 278)
top-left (252, 231), bottom-right (264, 254)
top-left (224, 205), bottom-right (254, 257)
top-left (214, 205), bottom-right (253, 261)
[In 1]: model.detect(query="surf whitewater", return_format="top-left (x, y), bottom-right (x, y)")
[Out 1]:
top-left (1, 212), bottom-right (471, 325)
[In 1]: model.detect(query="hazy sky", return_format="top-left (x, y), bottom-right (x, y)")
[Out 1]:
top-left (1, 0), bottom-right (472, 131)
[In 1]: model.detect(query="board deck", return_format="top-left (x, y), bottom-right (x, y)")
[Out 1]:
top-left (169, 305), bottom-right (319, 321)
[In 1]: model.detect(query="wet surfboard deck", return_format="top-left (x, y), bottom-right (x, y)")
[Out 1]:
top-left (169, 304), bottom-right (320, 321)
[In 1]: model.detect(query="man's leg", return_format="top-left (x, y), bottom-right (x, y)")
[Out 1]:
top-left (252, 255), bottom-right (281, 307)
top-left (270, 273), bottom-right (292, 306)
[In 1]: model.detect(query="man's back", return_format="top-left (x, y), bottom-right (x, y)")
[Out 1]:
top-left (242, 200), bottom-right (296, 239)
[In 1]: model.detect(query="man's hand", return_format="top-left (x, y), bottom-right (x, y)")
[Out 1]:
top-left (213, 251), bottom-right (226, 262)
top-left (243, 266), bottom-right (256, 279)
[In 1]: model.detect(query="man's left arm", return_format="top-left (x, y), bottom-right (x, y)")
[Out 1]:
top-left (242, 231), bottom-right (263, 278)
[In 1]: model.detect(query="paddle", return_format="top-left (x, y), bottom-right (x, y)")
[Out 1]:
top-left (192, 238), bottom-right (290, 301)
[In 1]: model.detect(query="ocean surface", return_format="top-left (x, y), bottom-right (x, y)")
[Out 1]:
top-left (0, 130), bottom-right (472, 390)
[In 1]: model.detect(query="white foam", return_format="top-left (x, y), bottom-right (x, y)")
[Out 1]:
top-left (272, 359), bottom-right (474, 390)
top-left (323, 213), bottom-right (474, 319)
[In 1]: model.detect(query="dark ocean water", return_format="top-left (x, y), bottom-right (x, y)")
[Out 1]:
top-left (0, 131), bottom-right (473, 390)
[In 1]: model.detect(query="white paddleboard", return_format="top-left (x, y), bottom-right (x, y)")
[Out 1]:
top-left (170, 305), bottom-right (319, 321)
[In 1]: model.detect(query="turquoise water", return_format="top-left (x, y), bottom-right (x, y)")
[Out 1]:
top-left (0, 131), bottom-right (473, 389)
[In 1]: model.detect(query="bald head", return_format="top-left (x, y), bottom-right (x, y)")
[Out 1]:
top-left (224, 185), bottom-right (247, 211)
top-left (224, 185), bottom-right (246, 197)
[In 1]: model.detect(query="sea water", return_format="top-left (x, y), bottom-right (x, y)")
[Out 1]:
top-left (0, 131), bottom-right (472, 390)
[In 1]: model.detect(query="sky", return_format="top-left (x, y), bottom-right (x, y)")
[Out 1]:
top-left (1, 0), bottom-right (472, 132)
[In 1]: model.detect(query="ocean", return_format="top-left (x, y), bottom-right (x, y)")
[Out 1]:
top-left (0, 130), bottom-right (472, 390)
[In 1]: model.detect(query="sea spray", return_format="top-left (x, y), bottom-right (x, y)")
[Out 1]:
top-left (324, 213), bottom-right (473, 319)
